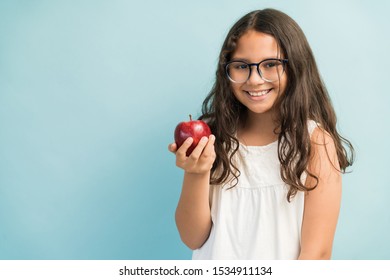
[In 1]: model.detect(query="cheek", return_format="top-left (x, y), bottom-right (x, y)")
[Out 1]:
top-left (230, 82), bottom-right (239, 91)
top-left (230, 83), bottom-right (242, 97)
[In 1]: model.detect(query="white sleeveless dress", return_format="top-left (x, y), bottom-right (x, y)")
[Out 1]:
top-left (192, 120), bottom-right (318, 259)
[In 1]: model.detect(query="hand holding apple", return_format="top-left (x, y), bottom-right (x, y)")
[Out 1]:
top-left (174, 115), bottom-right (211, 156)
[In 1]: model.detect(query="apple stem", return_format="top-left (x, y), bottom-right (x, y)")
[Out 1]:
top-left (189, 114), bottom-right (192, 121)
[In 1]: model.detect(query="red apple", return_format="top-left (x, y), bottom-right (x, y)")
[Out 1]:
top-left (174, 115), bottom-right (211, 156)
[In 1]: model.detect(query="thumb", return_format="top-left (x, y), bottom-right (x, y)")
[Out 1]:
top-left (168, 143), bottom-right (177, 153)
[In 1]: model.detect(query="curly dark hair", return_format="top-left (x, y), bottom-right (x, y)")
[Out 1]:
top-left (199, 8), bottom-right (354, 202)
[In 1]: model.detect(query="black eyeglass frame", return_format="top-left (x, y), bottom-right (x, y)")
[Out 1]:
top-left (225, 58), bottom-right (289, 83)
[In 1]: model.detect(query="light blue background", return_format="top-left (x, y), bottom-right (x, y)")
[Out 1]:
top-left (0, 0), bottom-right (389, 259)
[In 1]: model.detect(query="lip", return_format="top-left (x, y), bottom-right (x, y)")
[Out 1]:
top-left (244, 89), bottom-right (272, 100)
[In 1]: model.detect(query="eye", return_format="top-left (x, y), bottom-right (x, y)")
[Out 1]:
top-left (264, 61), bottom-right (277, 68)
top-left (234, 63), bottom-right (248, 70)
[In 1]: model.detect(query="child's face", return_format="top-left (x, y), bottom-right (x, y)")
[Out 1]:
top-left (229, 30), bottom-right (287, 116)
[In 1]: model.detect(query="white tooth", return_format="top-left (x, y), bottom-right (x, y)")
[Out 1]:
top-left (248, 90), bottom-right (269, 96)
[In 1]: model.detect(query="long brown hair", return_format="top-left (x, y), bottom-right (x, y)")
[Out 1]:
top-left (200, 8), bottom-right (354, 201)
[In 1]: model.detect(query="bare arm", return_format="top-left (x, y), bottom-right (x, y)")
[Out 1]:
top-left (298, 128), bottom-right (342, 260)
top-left (169, 135), bottom-right (216, 250)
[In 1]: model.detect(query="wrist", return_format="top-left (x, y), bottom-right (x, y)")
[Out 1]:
top-left (184, 170), bottom-right (210, 178)
top-left (183, 171), bottom-right (211, 188)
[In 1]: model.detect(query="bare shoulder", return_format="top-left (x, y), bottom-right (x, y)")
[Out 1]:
top-left (311, 126), bottom-right (335, 147)
top-left (310, 127), bottom-right (339, 166)
top-left (306, 126), bottom-right (341, 190)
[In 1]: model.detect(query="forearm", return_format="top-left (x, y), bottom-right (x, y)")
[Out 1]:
top-left (175, 171), bottom-right (212, 250)
top-left (298, 249), bottom-right (332, 260)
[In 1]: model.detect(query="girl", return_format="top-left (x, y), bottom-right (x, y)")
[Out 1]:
top-left (169, 8), bottom-right (354, 260)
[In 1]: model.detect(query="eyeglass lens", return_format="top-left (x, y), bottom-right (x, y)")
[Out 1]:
top-left (226, 59), bottom-right (285, 83)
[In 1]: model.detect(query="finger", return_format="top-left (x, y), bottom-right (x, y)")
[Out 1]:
top-left (176, 137), bottom-right (194, 158)
top-left (188, 136), bottom-right (209, 159)
top-left (202, 134), bottom-right (216, 156)
top-left (168, 143), bottom-right (177, 153)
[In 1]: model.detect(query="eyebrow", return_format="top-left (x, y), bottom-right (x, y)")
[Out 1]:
top-left (229, 57), bottom-right (283, 62)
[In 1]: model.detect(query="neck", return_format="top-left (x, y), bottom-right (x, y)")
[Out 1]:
top-left (247, 110), bottom-right (278, 132)
top-left (238, 110), bottom-right (280, 146)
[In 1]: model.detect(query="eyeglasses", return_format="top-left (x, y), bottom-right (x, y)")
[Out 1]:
top-left (225, 58), bottom-right (288, 83)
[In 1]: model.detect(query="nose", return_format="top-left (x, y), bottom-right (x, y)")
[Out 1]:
top-left (247, 66), bottom-right (265, 84)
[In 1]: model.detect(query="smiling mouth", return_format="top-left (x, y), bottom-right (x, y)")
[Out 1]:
top-left (245, 89), bottom-right (272, 97)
